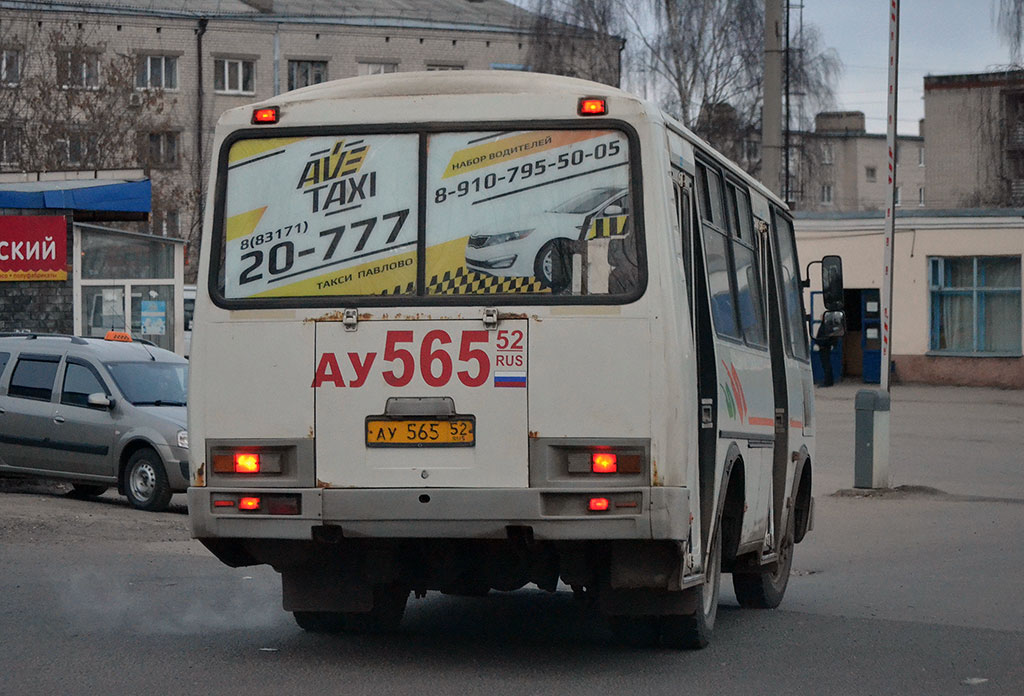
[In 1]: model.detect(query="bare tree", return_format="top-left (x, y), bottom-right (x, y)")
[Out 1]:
top-left (996, 0), bottom-right (1024, 62)
top-left (0, 17), bottom-right (198, 239)
top-left (525, 0), bottom-right (625, 86)
top-left (520, 1), bottom-right (840, 176)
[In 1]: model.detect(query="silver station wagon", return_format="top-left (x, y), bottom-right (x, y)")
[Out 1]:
top-left (0, 333), bottom-right (189, 511)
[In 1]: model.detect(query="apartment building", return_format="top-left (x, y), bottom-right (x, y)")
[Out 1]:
top-left (0, 0), bottom-right (613, 276)
top-left (923, 70), bottom-right (1024, 208)
top-left (789, 111), bottom-right (926, 213)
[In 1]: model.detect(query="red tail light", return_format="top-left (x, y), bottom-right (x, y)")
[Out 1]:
top-left (238, 497), bottom-right (261, 511)
top-left (591, 453), bottom-right (618, 473)
top-left (234, 453), bottom-right (260, 474)
top-left (588, 497), bottom-right (610, 512)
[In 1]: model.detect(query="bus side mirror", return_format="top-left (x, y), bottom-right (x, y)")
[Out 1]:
top-left (816, 310), bottom-right (846, 340)
top-left (821, 255), bottom-right (844, 311)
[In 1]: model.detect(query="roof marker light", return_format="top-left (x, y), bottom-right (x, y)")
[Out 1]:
top-left (588, 497), bottom-right (610, 512)
top-left (578, 98), bottom-right (607, 116)
top-left (591, 453), bottom-right (618, 474)
top-left (105, 330), bottom-right (133, 342)
top-left (252, 107), bottom-right (279, 124)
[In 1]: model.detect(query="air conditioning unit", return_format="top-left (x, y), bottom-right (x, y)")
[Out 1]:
top-left (128, 92), bottom-right (144, 108)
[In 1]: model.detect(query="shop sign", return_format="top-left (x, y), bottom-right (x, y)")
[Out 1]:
top-left (0, 215), bottom-right (68, 281)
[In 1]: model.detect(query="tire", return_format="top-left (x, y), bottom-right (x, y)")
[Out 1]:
top-left (124, 448), bottom-right (173, 512)
top-left (659, 520), bottom-right (722, 650)
top-left (733, 513), bottom-right (795, 609)
top-left (294, 585), bottom-right (409, 635)
top-left (68, 483), bottom-right (109, 498)
top-left (533, 240), bottom-right (570, 292)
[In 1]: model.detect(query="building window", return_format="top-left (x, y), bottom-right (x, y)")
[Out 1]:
top-left (820, 184), bottom-right (833, 205)
top-left (918, 187), bottom-right (925, 206)
top-left (821, 143), bottom-right (833, 165)
top-left (1, 49), bottom-right (20, 86)
top-left (136, 55), bottom-right (177, 89)
top-left (358, 62), bottom-right (397, 76)
top-left (61, 131), bottom-right (99, 167)
top-left (0, 127), bottom-right (21, 167)
top-left (865, 166), bottom-right (877, 182)
top-left (918, 147), bottom-right (925, 167)
top-left (288, 60), bottom-right (327, 90)
top-left (57, 49), bottom-right (100, 88)
top-left (154, 209), bottom-right (180, 236)
top-left (147, 131), bottom-right (179, 168)
top-left (214, 58), bottom-right (254, 94)
top-left (426, 64), bottom-right (464, 71)
top-left (894, 185), bottom-right (901, 206)
top-left (929, 256), bottom-right (1022, 355)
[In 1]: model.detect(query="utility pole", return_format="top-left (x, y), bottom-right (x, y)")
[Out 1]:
top-left (854, 0), bottom-right (898, 489)
top-left (762, 0), bottom-right (784, 196)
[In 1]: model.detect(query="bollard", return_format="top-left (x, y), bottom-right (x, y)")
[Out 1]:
top-left (854, 389), bottom-right (891, 489)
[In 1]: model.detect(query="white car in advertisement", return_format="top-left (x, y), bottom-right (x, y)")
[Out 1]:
top-left (464, 186), bottom-right (629, 291)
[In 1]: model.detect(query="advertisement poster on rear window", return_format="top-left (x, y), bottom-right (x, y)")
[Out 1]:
top-left (425, 129), bottom-right (636, 296)
top-left (220, 129), bottom-right (637, 299)
top-left (222, 134), bottom-right (419, 298)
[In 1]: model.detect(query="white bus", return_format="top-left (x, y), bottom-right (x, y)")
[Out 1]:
top-left (188, 71), bottom-right (844, 648)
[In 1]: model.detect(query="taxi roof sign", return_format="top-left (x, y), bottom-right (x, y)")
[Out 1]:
top-left (105, 330), bottom-right (133, 342)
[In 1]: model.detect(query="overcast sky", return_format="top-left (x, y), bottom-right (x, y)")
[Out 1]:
top-left (802, 0), bottom-right (1014, 135)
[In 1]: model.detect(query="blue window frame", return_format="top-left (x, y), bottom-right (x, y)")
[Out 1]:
top-left (929, 256), bottom-right (1021, 355)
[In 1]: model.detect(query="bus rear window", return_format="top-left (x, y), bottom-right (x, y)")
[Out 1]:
top-left (217, 128), bottom-right (640, 301)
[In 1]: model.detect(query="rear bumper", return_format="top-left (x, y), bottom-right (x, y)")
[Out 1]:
top-left (188, 486), bottom-right (690, 542)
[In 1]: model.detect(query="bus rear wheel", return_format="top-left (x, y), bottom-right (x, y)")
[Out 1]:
top-left (659, 520), bottom-right (722, 650)
top-left (733, 514), bottom-right (794, 609)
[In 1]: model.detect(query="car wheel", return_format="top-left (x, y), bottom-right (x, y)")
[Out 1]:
top-left (534, 240), bottom-right (570, 292)
top-left (659, 519), bottom-right (722, 649)
top-left (733, 512), bottom-right (795, 609)
top-left (68, 483), bottom-right (109, 498)
top-left (124, 448), bottom-right (173, 512)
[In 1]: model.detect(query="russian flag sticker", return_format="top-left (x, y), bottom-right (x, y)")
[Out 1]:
top-left (494, 371), bottom-right (527, 388)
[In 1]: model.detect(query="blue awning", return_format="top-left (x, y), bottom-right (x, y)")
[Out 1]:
top-left (0, 179), bottom-right (151, 213)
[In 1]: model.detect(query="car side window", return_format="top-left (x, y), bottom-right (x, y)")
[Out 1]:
top-left (61, 361), bottom-right (109, 408)
top-left (8, 356), bottom-right (60, 401)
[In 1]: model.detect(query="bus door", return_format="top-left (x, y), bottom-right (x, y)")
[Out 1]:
top-left (695, 161), bottom-right (774, 548)
top-left (754, 199), bottom-right (790, 556)
top-left (770, 209), bottom-right (814, 540)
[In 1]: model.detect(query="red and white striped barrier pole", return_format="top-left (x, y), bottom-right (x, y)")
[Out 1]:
top-left (881, 0), bottom-right (899, 392)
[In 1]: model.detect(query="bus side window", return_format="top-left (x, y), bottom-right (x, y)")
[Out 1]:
top-left (726, 183), bottom-right (767, 348)
top-left (773, 212), bottom-right (810, 360)
top-left (696, 162), bottom-right (741, 339)
top-left (671, 171), bottom-right (693, 321)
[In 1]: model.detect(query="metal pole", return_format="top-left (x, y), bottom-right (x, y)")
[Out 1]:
top-left (762, 0), bottom-right (784, 196)
top-left (854, 0), bottom-right (898, 489)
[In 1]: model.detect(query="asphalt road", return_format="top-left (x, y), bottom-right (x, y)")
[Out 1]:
top-left (1, 384), bottom-right (1021, 695)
